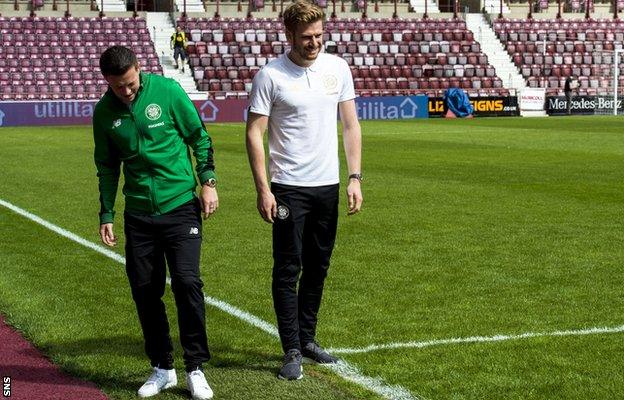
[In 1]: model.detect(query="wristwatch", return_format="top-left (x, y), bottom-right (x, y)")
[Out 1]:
top-left (348, 173), bottom-right (363, 182)
top-left (203, 178), bottom-right (217, 188)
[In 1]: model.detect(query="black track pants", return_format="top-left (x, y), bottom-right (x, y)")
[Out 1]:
top-left (124, 198), bottom-right (210, 371)
top-left (271, 183), bottom-right (339, 353)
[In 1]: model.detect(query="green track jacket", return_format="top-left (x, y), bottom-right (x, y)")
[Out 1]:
top-left (93, 72), bottom-right (215, 224)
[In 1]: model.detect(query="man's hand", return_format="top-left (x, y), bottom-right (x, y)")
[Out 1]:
top-left (200, 185), bottom-right (219, 219)
top-left (346, 180), bottom-right (363, 215)
top-left (257, 190), bottom-right (277, 223)
top-left (99, 223), bottom-right (117, 247)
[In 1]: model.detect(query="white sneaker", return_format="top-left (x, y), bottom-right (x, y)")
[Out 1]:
top-left (186, 369), bottom-right (214, 400)
top-left (137, 367), bottom-right (177, 398)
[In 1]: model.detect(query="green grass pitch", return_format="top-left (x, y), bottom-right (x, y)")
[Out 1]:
top-left (0, 116), bottom-right (623, 399)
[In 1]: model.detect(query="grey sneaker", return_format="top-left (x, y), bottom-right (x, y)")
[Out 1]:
top-left (302, 342), bottom-right (338, 364)
top-left (278, 349), bottom-right (303, 380)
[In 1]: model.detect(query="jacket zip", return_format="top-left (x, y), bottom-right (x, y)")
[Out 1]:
top-left (130, 105), bottom-right (159, 215)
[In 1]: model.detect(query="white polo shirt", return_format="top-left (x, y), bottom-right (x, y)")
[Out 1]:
top-left (248, 52), bottom-right (356, 187)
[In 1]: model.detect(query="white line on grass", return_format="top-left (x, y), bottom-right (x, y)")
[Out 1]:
top-left (203, 290), bottom-right (280, 337)
top-left (0, 199), bottom-right (127, 264)
top-left (0, 198), bottom-right (418, 400)
top-left (329, 325), bottom-right (624, 355)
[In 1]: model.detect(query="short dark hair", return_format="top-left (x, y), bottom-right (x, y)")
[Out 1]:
top-left (99, 46), bottom-right (138, 76)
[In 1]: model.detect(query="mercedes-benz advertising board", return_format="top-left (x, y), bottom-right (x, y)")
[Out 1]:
top-left (546, 96), bottom-right (624, 115)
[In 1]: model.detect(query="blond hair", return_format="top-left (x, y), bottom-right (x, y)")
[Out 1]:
top-left (282, 0), bottom-right (325, 33)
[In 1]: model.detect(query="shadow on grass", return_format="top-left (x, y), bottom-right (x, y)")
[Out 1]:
top-left (39, 335), bottom-right (147, 393)
top-left (38, 336), bottom-right (284, 393)
top-left (208, 344), bottom-right (283, 375)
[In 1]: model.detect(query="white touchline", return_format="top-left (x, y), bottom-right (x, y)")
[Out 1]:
top-left (0, 199), bottom-right (126, 265)
top-left (328, 325), bottom-right (624, 355)
top-left (0, 198), bottom-right (419, 400)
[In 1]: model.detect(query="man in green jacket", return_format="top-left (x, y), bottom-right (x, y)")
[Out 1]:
top-left (93, 46), bottom-right (216, 400)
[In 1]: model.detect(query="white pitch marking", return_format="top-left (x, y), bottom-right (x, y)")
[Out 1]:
top-left (325, 361), bottom-right (419, 400)
top-left (329, 325), bottom-right (624, 355)
top-left (0, 199), bottom-right (126, 264)
top-left (0, 198), bottom-right (418, 400)
top-left (203, 295), bottom-right (281, 338)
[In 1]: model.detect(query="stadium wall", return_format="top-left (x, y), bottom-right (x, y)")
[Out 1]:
top-left (0, 96), bottom-right (429, 127)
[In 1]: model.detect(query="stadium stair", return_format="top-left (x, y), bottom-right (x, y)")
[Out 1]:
top-left (174, 0), bottom-right (206, 13)
top-left (146, 12), bottom-right (206, 99)
top-left (465, 14), bottom-right (524, 92)
top-left (467, 14), bottom-right (547, 116)
top-left (100, 0), bottom-right (127, 12)
top-left (409, 0), bottom-right (440, 13)
top-left (483, 0), bottom-right (510, 15)
top-left (464, 13), bottom-right (544, 115)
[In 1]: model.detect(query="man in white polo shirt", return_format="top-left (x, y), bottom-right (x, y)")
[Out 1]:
top-left (245, 0), bottom-right (363, 381)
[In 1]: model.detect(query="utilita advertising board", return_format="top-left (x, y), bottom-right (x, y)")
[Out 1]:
top-left (354, 95), bottom-right (429, 120)
top-left (0, 96), bottom-right (429, 127)
top-left (0, 101), bottom-right (97, 127)
top-left (0, 100), bottom-right (248, 127)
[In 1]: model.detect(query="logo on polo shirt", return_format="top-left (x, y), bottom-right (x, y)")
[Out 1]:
top-left (322, 74), bottom-right (338, 93)
top-left (145, 104), bottom-right (162, 121)
top-left (112, 119), bottom-right (121, 129)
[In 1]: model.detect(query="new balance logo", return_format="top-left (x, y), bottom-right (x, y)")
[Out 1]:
top-left (189, 227), bottom-right (199, 235)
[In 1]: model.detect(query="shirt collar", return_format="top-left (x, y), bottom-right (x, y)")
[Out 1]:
top-left (283, 51), bottom-right (320, 73)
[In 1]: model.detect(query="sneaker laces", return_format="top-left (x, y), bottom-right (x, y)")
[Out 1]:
top-left (304, 341), bottom-right (338, 363)
top-left (306, 341), bottom-right (324, 354)
top-left (284, 349), bottom-right (302, 363)
top-left (145, 368), bottom-right (166, 385)
top-left (188, 370), bottom-right (209, 390)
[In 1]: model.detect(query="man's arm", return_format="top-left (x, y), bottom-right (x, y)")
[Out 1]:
top-left (170, 82), bottom-right (218, 218)
top-left (339, 99), bottom-right (363, 215)
top-left (93, 113), bottom-right (120, 246)
top-left (245, 112), bottom-right (276, 223)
